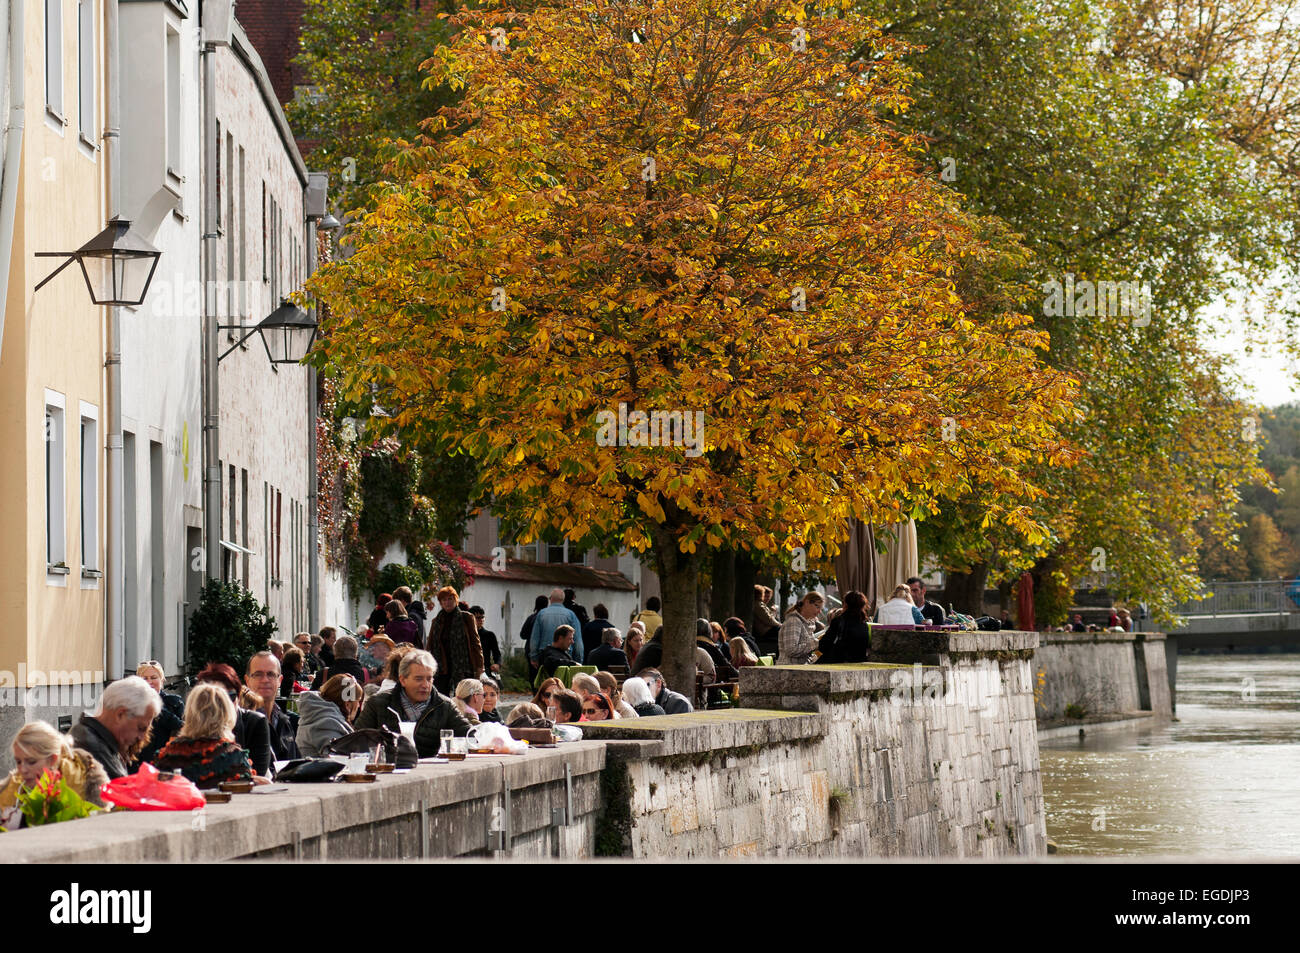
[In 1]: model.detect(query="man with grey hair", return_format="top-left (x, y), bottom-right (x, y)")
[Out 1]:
top-left (71, 676), bottom-right (162, 778)
top-left (354, 649), bottom-right (471, 756)
top-left (312, 633), bottom-right (368, 689)
top-left (585, 626), bottom-right (629, 672)
top-left (529, 588), bottom-right (583, 671)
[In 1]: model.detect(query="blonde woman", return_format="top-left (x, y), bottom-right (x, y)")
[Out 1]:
top-left (876, 584), bottom-right (924, 626)
top-left (778, 591), bottom-right (825, 664)
top-left (453, 678), bottom-right (485, 726)
top-left (0, 721), bottom-right (108, 830)
top-left (134, 660), bottom-right (184, 766)
top-left (729, 637), bottom-right (760, 667)
top-left (155, 684), bottom-right (264, 789)
top-left (595, 671), bottom-right (634, 718)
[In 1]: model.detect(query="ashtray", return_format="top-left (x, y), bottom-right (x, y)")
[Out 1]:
top-left (219, 780), bottom-right (254, 793)
top-left (365, 763), bottom-right (395, 774)
top-left (204, 790), bottom-right (232, 803)
top-left (342, 773), bottom-right (376, 783)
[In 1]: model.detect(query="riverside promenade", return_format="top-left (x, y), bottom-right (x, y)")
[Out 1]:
top-left (1, 629), bottom-right (1081, 861)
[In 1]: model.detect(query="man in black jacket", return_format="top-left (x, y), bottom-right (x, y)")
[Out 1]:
top-left (696, 618), bottom-right (738, 681)
top-left (245, 651), bottom-right (300, 763)
top-left (471, 606), bottom-right (501, 677)
top-left (563, 589), bottom-right (590, 626)
top-left (538, 626), bottom-right (580, 678)
top-left (907, 577), bottom-right (946, 626)
top-left (639, 668), bottom-right (693, 714)
top-left (354, 650), bottom-right (471, 757)
top-left (71, 677), bottom-right (160, 779)
top-left (582, 603), bottom-right (617, 652)
top-left (585, 627), bottom-right (629, 671)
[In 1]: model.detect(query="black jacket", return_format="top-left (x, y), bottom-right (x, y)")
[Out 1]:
top-left (655, 686), bottom-right (693, 714)
top-left (266, 702), bottom-right (301, 762)
top-left (479, 628), bottom-right (502, 669)
top-left (70, 714), bottom-right (129, 779)
top-left (136, 706), bottom-right (183, 768)
top-left (818, 615), bottom-right (871, 663)
top-left (564, 600), bottom-right (590, 626)
top-left (354, 685), bottom-right (472, 757)
top-left (631, 640), bottom-right (663, 675)
top-left (633, 701), bottom-right (666, 717)
top-left (697, 638), bottom-right (738, 681)
top-left (583, 618), bottom-right (616, 648)
top-left (232, 708), bottom-right (273, 776)
top-left (313, 657), bottom-right (370, 690)
top-left (585, 643), bottom-right (629, 672)
top-left (538, 644), bottom-right (577, 678)
top-left (919, 601), bottom-right (946, 626)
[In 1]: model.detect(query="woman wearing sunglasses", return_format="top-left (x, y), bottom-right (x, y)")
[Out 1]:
top-left (581, 692), bottom-right (615, 721)
top-left (531, 677), bottom-right (565, 720)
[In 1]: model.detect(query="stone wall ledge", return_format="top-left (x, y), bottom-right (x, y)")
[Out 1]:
top-left (578, 708), bottom-right (825, 757)
top-left (1038, 631), bottom-right (1166, 646)
top-left (0, 742), bottom-right (608, 863)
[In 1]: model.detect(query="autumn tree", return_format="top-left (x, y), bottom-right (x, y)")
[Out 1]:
top-left (307, 0), bottom-right (1075, 690)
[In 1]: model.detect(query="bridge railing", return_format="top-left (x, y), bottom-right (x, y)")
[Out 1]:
top-left (1173, 579), bottom-right (1299, 616)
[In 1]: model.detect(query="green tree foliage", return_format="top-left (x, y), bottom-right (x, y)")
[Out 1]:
top-left (866, 0), bottom-right (1285, 619)
top-left (186, 580), bottom-right (278, 677)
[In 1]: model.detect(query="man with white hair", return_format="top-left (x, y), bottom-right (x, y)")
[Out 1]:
top-left (70, 676), bottom-right (161, 778)
top-left (354, 650), bottom-right (471, 757)
top-left (528, 588), bottom-right (583, 671)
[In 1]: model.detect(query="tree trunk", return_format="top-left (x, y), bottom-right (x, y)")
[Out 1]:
top-left (710, 549), bottom-right (736, 621)
top-left (734, 549), bottom-right (755, 626)
top-left (651, 526), bottom-right (703, 699)
top-left (945, 564), bottom-right (989, 616)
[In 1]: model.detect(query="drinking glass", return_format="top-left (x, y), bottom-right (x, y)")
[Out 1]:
top-left (440, 729), bottom-right (454, 756)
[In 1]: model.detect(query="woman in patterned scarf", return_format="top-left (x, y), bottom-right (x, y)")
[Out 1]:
top-left (428, 586), bottom-right (485, 695)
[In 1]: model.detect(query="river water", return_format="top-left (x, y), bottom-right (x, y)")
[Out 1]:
top-left (1039, 652), bottom-right (1300, 857)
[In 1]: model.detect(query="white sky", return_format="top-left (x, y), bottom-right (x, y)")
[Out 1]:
top-left (1200, 277), bottom-right (1300, 410)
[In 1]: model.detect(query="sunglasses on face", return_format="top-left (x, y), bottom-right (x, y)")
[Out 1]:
top-left (582, 708), bottom-right (599, 716)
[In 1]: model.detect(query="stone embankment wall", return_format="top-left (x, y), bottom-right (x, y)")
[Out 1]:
top-left (1033, 630), bottom-right (1171, 723)
top-left (6, 631), bottom-right (1050, 861)
top-left (585, 630), bottom-right (1045, 858)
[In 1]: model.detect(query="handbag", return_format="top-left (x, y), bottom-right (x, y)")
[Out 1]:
top-left (275, 759), bottom-right (346, 782)
top-left (326, 727), bottom-right (418, 769)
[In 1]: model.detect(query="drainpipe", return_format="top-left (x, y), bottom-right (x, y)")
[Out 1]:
top-left (201, 27), bottom-right (220, 586)
top-left (0, 0), bottom-right (25, 367)
top-left (306, 217), bottom-right (318, 632)
top-left (104, 0), bottom-right (125, 680)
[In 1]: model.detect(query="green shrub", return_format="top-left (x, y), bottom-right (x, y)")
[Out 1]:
top-left (500, 651), bottom-right (533, 694)
top-left (187, 580), bottom-right (277, 677)
top-left (374, 562), bottom-right (425, 602)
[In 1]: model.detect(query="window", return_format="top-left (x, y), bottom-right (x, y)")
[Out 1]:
top-left (45, 0), bottom-right (63, 120)
top-left (226, 132), bottom-right (235, 326)
top-left (77, 0), bottom-right (94, 141)
top-left (79, 403), bottom-right (99, 573)
top-left (238, 146), bottom-right (248, 335)
top-left (274, 489), bottom-right (282, 582)
top-left (270, 196), bottom-right (279, 300)
top-left (215, 120), bottom-right (222, 231)
top-left (166, 26), bottom-right (181, 178)
top-left (261, 181), bottom-right (267, 282)
top-left (44, 392), bottom-right (67, 572)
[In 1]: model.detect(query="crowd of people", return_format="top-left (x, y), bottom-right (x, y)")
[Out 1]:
top-left (2, 575), bottom-right (1059, 832)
